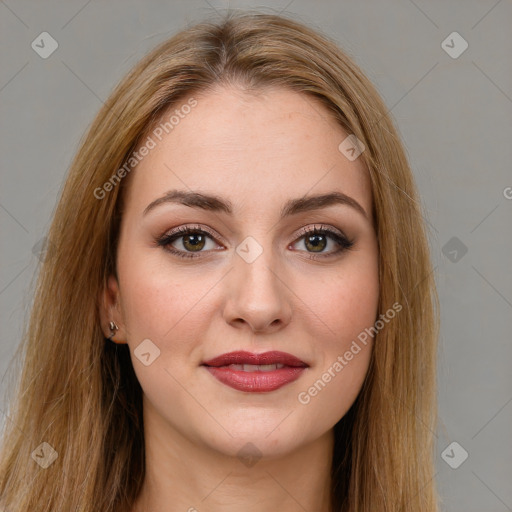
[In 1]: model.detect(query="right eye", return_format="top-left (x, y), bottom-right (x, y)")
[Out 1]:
top-left (156, 225), bottom-right (223, 259)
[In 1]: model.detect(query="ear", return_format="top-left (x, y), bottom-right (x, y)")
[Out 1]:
top-left (99, 274), bottom-right (127, 344)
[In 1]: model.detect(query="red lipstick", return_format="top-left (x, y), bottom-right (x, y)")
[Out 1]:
top-left (202, 350), bottom-right (309, 392)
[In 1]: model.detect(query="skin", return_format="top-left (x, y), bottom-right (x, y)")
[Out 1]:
top-left (100, 84), bottom-right (379, 512)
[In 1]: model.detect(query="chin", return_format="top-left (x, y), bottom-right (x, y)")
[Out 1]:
top-left (196, 415), bottom-right (312, 460)
top-left (210, 433), bottom-right (301, 462)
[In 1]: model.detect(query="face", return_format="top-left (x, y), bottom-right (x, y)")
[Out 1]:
top-left (102, 84), bottom-right (379, 459)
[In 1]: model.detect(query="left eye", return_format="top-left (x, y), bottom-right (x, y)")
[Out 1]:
top-left (156, 225), bottom-right (354, 259)
top-left (292, 230), bottom-right (342, 253)
top-left (290, 226), bottom-right (354, 257)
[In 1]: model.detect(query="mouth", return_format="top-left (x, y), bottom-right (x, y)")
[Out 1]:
top-left (201, 351), bottom-right (309, 393)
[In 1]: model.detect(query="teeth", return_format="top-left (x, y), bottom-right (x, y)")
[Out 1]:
top-left (227, 363), bottom-right (285, 372)
top-left (243, 364), bottom-right (262, 372)
top-left (257, 364), bottom-right (277, 371)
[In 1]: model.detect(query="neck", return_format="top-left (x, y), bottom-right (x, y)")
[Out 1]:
top-left (131, 400), bottom-right (334, 512)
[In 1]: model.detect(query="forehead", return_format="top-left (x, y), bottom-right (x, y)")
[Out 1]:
top-left (124, 84), bottom-right (372, 220)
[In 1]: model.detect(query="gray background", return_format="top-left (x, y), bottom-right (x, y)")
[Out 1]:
top-left (1, 1), bottom-right (511, 510)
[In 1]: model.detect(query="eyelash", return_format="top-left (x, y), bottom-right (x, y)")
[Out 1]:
top-left (155, 224), bottom-right (355, 261)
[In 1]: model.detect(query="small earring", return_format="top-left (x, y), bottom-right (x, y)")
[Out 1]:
top-left (108, 321), bottom-right (119, 340)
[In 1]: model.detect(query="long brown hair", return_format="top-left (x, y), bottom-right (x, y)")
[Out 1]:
top-left (0, 11), bottom-right (440, 511)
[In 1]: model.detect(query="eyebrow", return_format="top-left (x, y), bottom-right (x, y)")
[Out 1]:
top-left (143, 189), bottom-right (369, 220)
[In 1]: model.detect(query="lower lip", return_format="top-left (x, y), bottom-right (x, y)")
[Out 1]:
top-left (203, 366), bottom-right (307, 392)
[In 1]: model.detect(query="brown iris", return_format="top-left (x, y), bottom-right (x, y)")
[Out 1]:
top-left (304, 233), bottom-right (327, 252)
top-left (182, 233), bottom-right (206, 252)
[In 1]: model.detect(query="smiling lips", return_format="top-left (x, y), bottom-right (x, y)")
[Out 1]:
top-left (201, 350), bottom-right (309, 392)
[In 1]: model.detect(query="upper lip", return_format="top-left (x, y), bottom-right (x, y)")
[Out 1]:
top-left (202, 351), bottom-right (309, 368)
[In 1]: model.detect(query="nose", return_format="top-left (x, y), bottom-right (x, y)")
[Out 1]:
top-left (222, 244), bottom-right (292, 334)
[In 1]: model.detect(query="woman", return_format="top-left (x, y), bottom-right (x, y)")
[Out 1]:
top-left (0, 10), bottom-right (440, 512)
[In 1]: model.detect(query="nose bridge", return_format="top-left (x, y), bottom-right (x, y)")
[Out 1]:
top-left (224, 234), bottom-right (291, 332)
top-left (238, 237), bottom-right (278, 291)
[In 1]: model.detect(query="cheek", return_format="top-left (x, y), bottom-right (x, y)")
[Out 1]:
top-left (117, 257), bottom-right (214, 410)
top-left (296, 250), bottom-right (380, 344)
top-left (118, 254), bottom-right (218, 343)
top-left (292, 252), bottom-right (378, 422)
top-left (295, 296), bottom-right (377, 434)
top-left (297, 345), bottom-right (371, 438)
